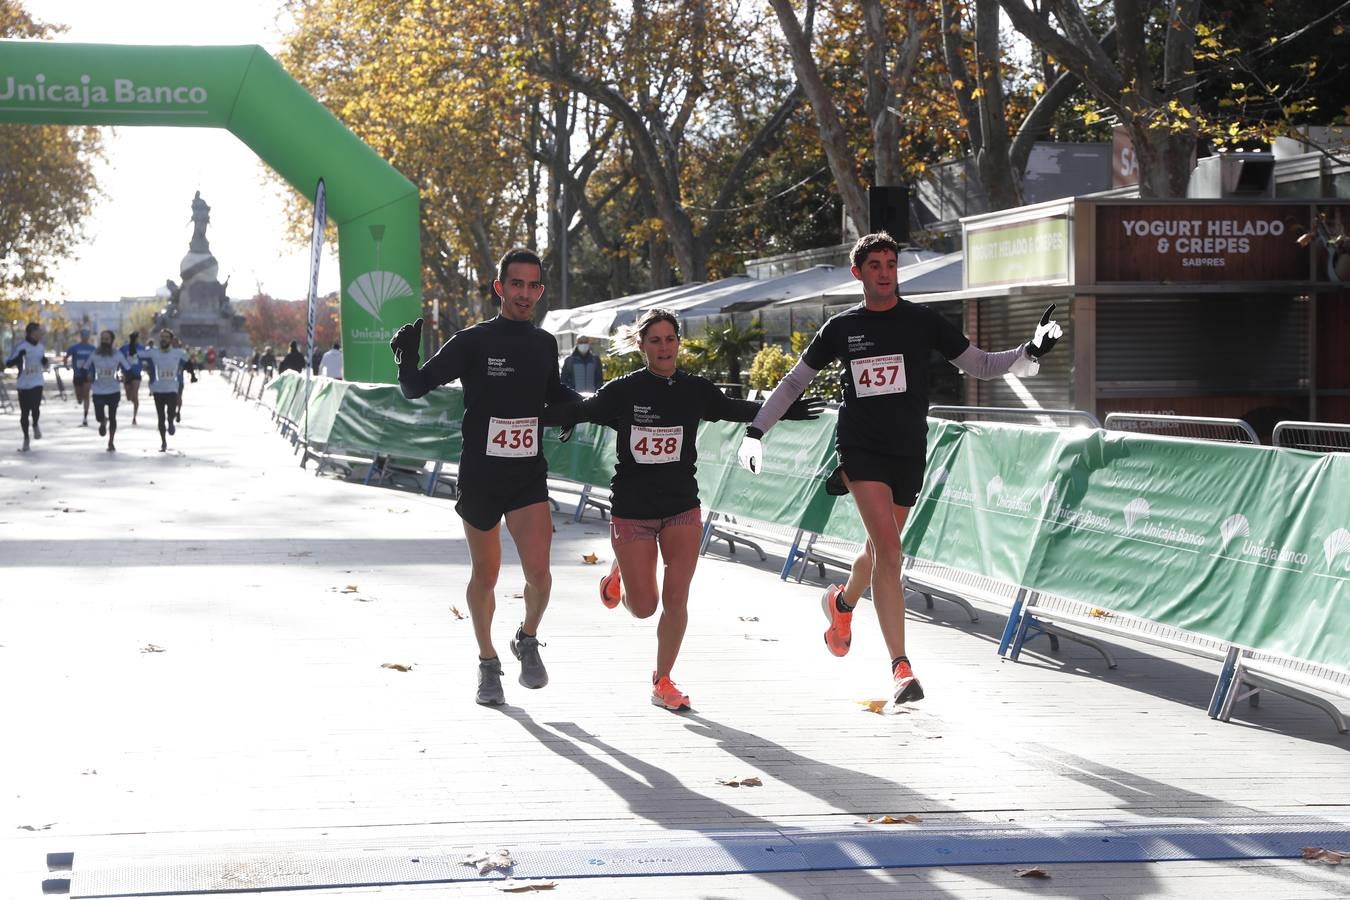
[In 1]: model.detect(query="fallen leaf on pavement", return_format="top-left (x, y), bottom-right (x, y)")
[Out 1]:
top-left (381, 663), bottom-right (414, 672)
top-left (462, 848), bottom-right (515, 875)
top-left (581, 553), bottom-right (599, 564)
top-left (1088, 608), bottom-right (1113, 618)
top-left (1301, 847), bottom-right (1348, 864)
top-left (1015, 866), bottom-right (1051, 878)
top-left (738, 616), bottom-right (759, 622)
top-left (17, 824), bottom-right (55, 831)
top-left (387, 508), bottom-right (408, 514)
top-left (717, 776), bottom-right (764, 787)
top-left (494, 879), bottom-right (556, 893)
top-left (743, 635), bottom-right (778, 642)
top-left (140, 644), bottom-right (165, 654)
top-left (340, 585), bottom-right (359, 593)
top-left (859, 700), bottom-right (888, 714)
top-left (450, 606), bottom-right (466, 620)
top-left (865, 814), bottom-right (921, 825)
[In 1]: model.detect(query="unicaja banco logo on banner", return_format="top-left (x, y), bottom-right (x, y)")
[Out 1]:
top-left (346, 271), bottom-right (412, 342)
top-left (1324, 529), bottom-right (1350, 572)
top-left (1122, 496), bottom-right (1206, 547)
top-left (984, 475), bottom-right (1031, 513)
top-left (0, 73), bottom-right (209, 109)
top-left (1219, 513), bottom-right (1309, 567)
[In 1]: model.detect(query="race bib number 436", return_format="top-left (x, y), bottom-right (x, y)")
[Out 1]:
top-left (486, 416), bottom-right (539, 457)
top-left (629, 425), bottom-right (683, 464)
top-left (850, 353), bottom-right (906, 397)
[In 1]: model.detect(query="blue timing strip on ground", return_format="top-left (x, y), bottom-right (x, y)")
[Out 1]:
top-left (64, 817), bottom-right (1350, 897)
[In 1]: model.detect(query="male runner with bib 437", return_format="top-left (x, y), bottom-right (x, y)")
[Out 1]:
top-left (390, 247), bottom-right (582, 706)
top-left (741, 231), bottom-right (1062, 706)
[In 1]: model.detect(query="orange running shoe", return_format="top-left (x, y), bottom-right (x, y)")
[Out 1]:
top-left (892, 659), bottom-right (925, 704)
top-left (651, 672), bottom-right (691, 710)
top-left (821, 584), bottom-right (853, 657)
top-left (598, 562), bottom-right (622, 609)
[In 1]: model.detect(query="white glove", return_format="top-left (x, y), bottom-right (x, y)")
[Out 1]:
top-left (737, 436), bottom-right (763, 475)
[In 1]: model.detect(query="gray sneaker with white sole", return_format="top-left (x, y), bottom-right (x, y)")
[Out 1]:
top-left (476, 657), bottom-right (505, 706)
top-left (509, 629), bottom-right (548, 689)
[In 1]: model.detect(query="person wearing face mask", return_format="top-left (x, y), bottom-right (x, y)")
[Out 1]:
top-left (4, 321), bottom-right (49, 452)
top-left (87, 330), bottom-right (136, 452)
top-left (137, 329), bottom-right (189, 452)
top-left (560, 337), bottom-right (604, 393)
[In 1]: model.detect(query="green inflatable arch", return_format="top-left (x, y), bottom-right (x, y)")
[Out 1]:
top-left (0, 41), bottom-right (420, 383)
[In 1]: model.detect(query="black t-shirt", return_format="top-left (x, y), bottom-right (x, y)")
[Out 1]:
top-left (544, 369), bottom-right (759, 519)
top-left (398, 315), bottom-right (578, 482)
top-left (801, 299), bottom-right (969, 457)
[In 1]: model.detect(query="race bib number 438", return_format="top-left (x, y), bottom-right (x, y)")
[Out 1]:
top-left (629, 425), bottom-right (683, 464)
top-left (850, 353), bottom-right (906, 397)
top-left (486, 416), bottom-right (539, 457)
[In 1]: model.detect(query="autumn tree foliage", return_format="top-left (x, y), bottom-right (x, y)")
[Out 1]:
top-left (0, 2), bottom-right (103, 319)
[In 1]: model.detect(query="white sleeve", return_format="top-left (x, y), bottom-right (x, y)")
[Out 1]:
top-left (951, 343), bottom-right (1039, 379)
top-left (749, 358), bottom-right (820, 435)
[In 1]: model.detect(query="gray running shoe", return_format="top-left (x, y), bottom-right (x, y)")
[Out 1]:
top-left (509, 629), bottom-right (549, 689)
top-left (476, 657), bottom-right (505, 706)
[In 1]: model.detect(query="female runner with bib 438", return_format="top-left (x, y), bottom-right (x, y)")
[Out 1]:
top-left (543, 309), bottom-right (823, 710)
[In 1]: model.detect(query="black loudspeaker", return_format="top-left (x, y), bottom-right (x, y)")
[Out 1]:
top-left (868, 185), bottom-right (911, 242)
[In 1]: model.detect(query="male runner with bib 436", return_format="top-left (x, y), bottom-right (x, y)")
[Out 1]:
top-left (390, 247), bottom-right (581, 706)
top-left (740, 232), bottom-right (1062, 705)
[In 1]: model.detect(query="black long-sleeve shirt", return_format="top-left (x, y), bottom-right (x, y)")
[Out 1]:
top-left (542, 368), bottom-right (759, 518)
top-left (399, 315), bottom-right (580, 483)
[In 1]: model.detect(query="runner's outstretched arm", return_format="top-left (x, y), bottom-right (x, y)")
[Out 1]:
top-left (391, 319), bottom-right (465, 399)
top-left (746, 358), bottom-right (820, 437)
top-left (953, 303), bottom-right (1062, 378)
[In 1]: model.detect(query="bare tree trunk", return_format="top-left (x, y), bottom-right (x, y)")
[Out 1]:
top-left (767, 0), bottom-right (869, 235)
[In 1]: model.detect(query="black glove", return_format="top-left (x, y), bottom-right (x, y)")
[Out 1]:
top-left (559, 425), bottom-right (574, 443)
top-left (783, 396), bottom-right (825, 421)
top-left (389, 318), bottom-right (423, 367)
top-left (1026, 304), bottom-right (1062, 359)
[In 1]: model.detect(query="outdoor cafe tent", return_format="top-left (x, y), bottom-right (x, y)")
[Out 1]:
top-left (785, 251), bottom-right (962, 308)
top-left (541, 282), bottom-right (710, 339)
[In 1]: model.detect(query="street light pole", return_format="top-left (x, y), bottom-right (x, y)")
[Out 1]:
top-left (557, 192), bottom-right (568, 310)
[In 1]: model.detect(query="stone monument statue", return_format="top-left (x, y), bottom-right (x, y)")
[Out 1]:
top-left (155, 190), bottom-right (250, 354)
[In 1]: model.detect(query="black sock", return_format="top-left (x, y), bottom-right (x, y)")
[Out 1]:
top-left (836, 593), bottom-right (855, 613)
top-left (516, 625), bottom-right (535, 640)
top-left (891, 655), bottom-right (910, 671)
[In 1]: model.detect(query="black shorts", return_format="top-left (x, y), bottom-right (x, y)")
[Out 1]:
top-left (826, 448), bottom-right (925, 508)
top-left (73, 372), bottom-right (91, 386)
top-left (455, 474), bottom-right (550, 532)
top-left (93, 393), bottom-right (119, 417)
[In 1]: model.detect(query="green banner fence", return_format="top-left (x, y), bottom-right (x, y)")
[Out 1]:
top-left (261, 372), bottom-right (1349, 724)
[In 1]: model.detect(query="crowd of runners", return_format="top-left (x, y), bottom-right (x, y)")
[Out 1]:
top-left (390, 233), bottom-right (1062, 711)
top-left (4, 324), bottom-right (197, 453)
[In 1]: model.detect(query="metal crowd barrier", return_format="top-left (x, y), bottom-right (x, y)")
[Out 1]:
top-left (1272, 420), bottom-right (1350, 454)
top-left (1104, 412), bottom-right (1259, 444)
top-left (930, 405), bottom-right (1101, 429)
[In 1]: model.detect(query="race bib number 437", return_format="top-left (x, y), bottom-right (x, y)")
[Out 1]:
top-left (629, 425), bottom-right (683, 464)
top-left (486, 416), bottom-right (539, 457)
top-left (850, 353), bottom-right (906, 397)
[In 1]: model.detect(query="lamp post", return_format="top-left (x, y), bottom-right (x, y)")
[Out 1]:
top-left (557, 191), bottom-right (568, 310)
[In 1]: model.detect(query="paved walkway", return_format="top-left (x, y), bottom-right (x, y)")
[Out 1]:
top-left (2, 374), bottom-right (1348, 899)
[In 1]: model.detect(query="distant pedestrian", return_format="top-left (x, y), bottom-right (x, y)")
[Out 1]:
top-left (172, 336), bottom-right (197, 423)
top-left (65, 329), bottom-right (97, 426)
top-left (310, 346), bottom-right (323, 375)
top-left (5, 321), bottom-right (48, 452)
top-left (561, 338), bottom-right (604, 393)
top-left (279, 340), bottom-right (307, 373)
top-left (319, 340), bottom-right (343, 379)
